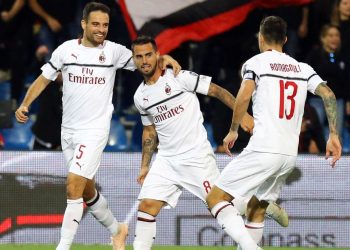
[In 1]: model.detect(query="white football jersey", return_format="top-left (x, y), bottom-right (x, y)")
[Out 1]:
top-left (41, 39), bottom-right (135, 131)
top-left (242, 50), bottom-right (324, 156)
top-left (134, 69), bottom-right (213, 158)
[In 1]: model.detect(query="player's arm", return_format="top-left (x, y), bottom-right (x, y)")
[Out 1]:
top-left (314, 83), bottom-right (342, 167)
top-left (207, 82), bottom-right (254, 134)
top-left (15, 74), bottom-right (51, 123)
top-left (222, 79), bottom-right (255, 156)
top-left (138, 124), bottom-right (158, 185)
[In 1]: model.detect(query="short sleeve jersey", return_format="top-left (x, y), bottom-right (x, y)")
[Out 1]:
top-left (134, 69), bottom-right (212, 158)
top-left (41, 39), bottom-right (135, 132)
top-left (241, 50), bottom-right (324, 156)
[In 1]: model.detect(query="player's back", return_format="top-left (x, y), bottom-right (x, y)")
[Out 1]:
top-left (243, 50), bottom-right (321, 156)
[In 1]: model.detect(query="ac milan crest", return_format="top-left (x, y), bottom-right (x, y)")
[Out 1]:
top-left (99, 51), bottom-right (106, 63)
top-left (165, 83), bottom-right (171, 95)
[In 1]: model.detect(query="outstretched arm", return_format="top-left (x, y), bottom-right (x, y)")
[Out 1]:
top-left (138, 124), bottom-right (158, 185)
top-left (15, 74), bottom-right (51, 123)
top-left (207, 82), bottom-right (254, 134)
top-left (314, 83), bottom-right (342, 167)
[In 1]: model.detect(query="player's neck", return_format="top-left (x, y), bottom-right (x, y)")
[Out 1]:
top-left (263, 45), bottom-right (283, 53)
top-left (80, 37), bottom-right (101, 48)
top-left (144, 68), bottom-right (162, 85)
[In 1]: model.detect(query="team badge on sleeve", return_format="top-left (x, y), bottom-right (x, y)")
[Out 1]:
top-left (165, 83), bottom-right (171, 95)
top-left (99, 51), bottom-right (106, 63)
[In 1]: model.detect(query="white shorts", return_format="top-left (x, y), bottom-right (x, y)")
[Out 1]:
top-left (138, 153), bottom-right (220, 208)
top-left (61, 130), bottom-right (109, 179)
top-left (215, 149), bottom-right (296, 202)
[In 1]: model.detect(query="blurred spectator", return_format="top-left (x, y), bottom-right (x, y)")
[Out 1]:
top-left (0, 132), bottom-right (4, 149)
top-left (331, 0), bottom-right (350, 54)
top-left (31, 78), bottom-right (62, 150)
top-left (266, 4), bottom-right (310, 59)
top-left (0, 0), bottom-right (33, 103)
top-left (331, 0), bottom-right (350, 116)
top-left (28, 0), bottom-right (79, 61)
top-left (299, 104), bottom-right (326, 153)
top-left (29, 46), bottom-right (62, 150)
top-left (305, 24), bottom-right (348, 139)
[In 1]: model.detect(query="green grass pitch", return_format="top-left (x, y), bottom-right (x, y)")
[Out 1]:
top-left (0, 245), bottom-right (347, 250)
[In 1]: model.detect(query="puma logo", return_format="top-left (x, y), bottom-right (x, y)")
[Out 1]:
top-left (143, 98), bottom-right (149, 102)
top-left (76, 162), bottom-right (82, 169)
top-left (73, 219), bottom-right (80, 224)
top-left (71, 54), bottom-right (78, 60)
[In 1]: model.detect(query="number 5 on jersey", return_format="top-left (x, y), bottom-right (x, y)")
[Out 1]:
top-left (279, 80), bottom-right (298, 120)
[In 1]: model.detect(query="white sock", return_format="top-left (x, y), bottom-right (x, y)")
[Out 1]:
top-left (211, 201), bottom-right (258, 250)
top-left (56, 198), bottom-right (84, 250)
top-left (245, 221), bottom-right (264, 244)
top-left (237, 221), bottom-right (264, 250)
top-left (86, 190), bottom-right (119, 236)
top-left (133, 211), bottom-right (156, 250)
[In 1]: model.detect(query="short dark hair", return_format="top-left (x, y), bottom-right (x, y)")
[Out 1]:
top-left (259, 16), bottom-right (287, 45)
top-left (82, 2), bottom-right (110, 21)
top-left (131, 35), bottom-right (158, 53)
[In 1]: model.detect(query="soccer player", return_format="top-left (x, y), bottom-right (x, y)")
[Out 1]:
top-left (131, 36), bottom-right (288, 250)
top-left (206, 16), bottom-right (342, 250)
top-left (14, 2), bottom-right (180, 250)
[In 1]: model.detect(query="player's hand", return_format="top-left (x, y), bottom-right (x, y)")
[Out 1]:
top-left (158, 55), bottom-right (181, 76)
top-left (223, 130), bottom-right (238, 157)
top-left (325, 133), bottom-right (342, 168)
top-left (137, 166), bottom-right (149, 185)
top-left (15, 105), bottom-right (29, 123)
top-left (240, 113), bottom-right (254, 134)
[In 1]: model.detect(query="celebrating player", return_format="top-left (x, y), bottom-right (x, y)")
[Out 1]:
top-left (14, 2), bottom-right (180, 250)
top-left (206, 16), bottom-right (342, 250)
top-left (131, 35), bottom-right (289, 250)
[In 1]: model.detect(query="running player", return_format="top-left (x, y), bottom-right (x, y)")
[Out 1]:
top-left (206, 16), bottom-right (342, 250)
top-left (14, 2), bottom-right (180, 250)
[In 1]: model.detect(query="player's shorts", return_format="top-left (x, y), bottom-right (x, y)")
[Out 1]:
top-left (61, 130), bottom-right (109, 179)
top-left (138, 153), bottom-right (219, 208)
top-left (215, 149), bottom-right (296, 202)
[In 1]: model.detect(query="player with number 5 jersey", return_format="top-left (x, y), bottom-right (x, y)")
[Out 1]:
top-left (206, 16), bottom-right (342, 250)
top-left (14, 2), bottom-right (181, 250)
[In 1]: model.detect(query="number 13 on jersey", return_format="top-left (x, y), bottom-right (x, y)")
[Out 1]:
top-left (279, 80), bottom-right (298, 120)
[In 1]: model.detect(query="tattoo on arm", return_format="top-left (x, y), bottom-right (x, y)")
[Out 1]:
top-left (208, 83), bottom-right (236, 109)
top-left (315, 83), bottom-right (338, 134)
top-left (142, 131), bottom-right (157, 167)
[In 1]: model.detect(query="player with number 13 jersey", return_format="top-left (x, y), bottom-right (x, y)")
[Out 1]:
top-left (242, 49), bottom-right (323, 156)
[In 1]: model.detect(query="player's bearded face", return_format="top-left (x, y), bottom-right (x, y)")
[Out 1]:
top-left (83, 11), bottom-right (109, 46)
top-left (133, 44), bottom-right (159, 77)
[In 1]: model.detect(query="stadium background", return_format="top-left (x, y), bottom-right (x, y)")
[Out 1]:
top-left (1, 151), bottom-right (349, 248)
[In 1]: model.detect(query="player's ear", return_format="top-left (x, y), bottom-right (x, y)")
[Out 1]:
top-left (81, 19), bottom-right (86, 31)
top-left (283, 36), bottom-right (288, 46)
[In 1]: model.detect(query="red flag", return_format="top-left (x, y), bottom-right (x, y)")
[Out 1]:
top-left (120, 0), bottom-right (313, 53)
